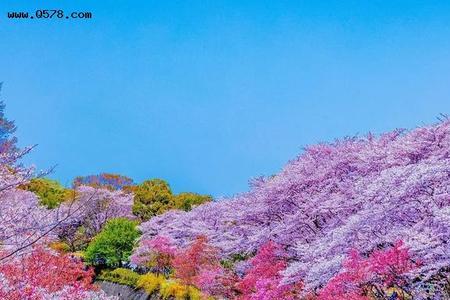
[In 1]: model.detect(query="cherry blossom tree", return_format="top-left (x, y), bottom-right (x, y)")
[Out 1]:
top-left (57, 185), bottom-right (135, 250)
top-left (172, 235), bottom-right (221, 287)
top-left (318, 241), bottom-right (419, 300)
top-left (130, 235), bottom-right (176, 274)
top-left (0, 150), bottom-right (71, 260)
top-left (0, 97), bottom-right (119, 298)
top-left (136, 120), bottom-right (450, 297)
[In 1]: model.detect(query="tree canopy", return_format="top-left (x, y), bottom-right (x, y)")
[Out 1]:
top-left (21, 177), bottom-right (73, 209)
top-left (0, 83), bottom-right (17, 154)
top-left (85, 218), bottom-right (140, 268)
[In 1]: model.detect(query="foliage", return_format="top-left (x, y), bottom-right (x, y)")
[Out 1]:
top-left (136, 120), bottom-right (450, 297)
top-left (411, 269), bottom-right (450, 299)
top-left (0, 172), bottom-right (62, 257)
top-left (0, 83), bottom-right (17, 154)
top-left (194, 266), bottom-right (238, 299)
top-left (21, 177), bottom-right (73, 208)
top-left (132, 179), bottom-right (174, 221)
top-left (132, 179), bottom-right (212, 220)
top-left (73, 173), bottom-right (134, 191)
top-left (172, 236), bottom-right (220, 286)
top-left (137, 273), bottom-right (205, 300)
top-left (49, 241), bottom-right (71, 253)
top-left (85, 218), bottom-right (140, 267)
top-left (159, 280), bottom-right (203, 300)
top-left (136, 273), bottom-right (165, 295)
top-left (173, 192), bottom-right (212, 211)
top-left (318, 241), bottom-right (418, 300)
top-left (131, 235), bottom-right (176, 274)
top-left (1, 92), bottom-right (449, 299)
top-left (132, 235), bottom-right (236, 298)
top-left (220, 253), bottom-right (251, 271)
top-left (98, 268), bottom-right (140, 287)
top-left (57, 185), bottom-right (135, 251)
top-left (236, 241), bottom-right (302, 300)
top-left (60, 226), bottom-right (91, 251)
top-left (0, 100), bottom-right (83, 260)
top-left (0, 247), bottom-right (113, 300)
top-left (171, 236), bottom-right (237, 298)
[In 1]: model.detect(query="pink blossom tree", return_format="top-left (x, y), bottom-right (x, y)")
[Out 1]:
top-left (0, 247), bottom-right (114, 300)
top-left (57, 185), bottom-right (135, 250)
top-left (130, 235), bottom-right (176, 274)
top-left (318, 241), bottom-right (419, 300)
top-left (135, 120), bottom-right (450, 297)
top-left (236, 241), bottom-right (302, 300)
top-left (0, 151), bottom-right (71, 260)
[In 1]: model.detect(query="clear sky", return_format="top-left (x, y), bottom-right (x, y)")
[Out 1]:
top-left (1, 1), bottom-right (450, 197)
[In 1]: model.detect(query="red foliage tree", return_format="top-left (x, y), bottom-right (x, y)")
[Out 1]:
top-left (172, 235), bottom-right (220, 286)
top-left (171, 235), bottom-right (237, 298)
top-left (0, 247), bottom-right (106, 300)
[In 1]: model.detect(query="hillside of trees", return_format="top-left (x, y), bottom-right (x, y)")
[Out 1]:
top-left (0, 88), bottom-right (448, 299)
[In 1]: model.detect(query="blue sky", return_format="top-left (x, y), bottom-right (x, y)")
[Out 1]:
top-left (1, 1), bottom-right (450, 197)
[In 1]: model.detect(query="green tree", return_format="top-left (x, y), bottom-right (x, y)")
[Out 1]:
top-left (84, 218), bottom-right (140, 267)
top-left (22, 178), bottom-right (73, 209)
top-left (173, 192), bottom-right (212, 211)
top-left (132, 179), bottom-right (173, 221)
top-left (0, 83), bottom-right (18, 154)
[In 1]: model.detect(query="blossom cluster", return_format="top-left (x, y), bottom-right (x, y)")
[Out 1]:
top-left (136, 120), bottom-right (450, 297)
top-left (0, 247), bottom-right (115, 300)
top-left (58, 185), bottom-right (135, 240)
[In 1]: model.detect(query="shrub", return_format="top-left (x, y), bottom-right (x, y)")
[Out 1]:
top-left (49, 241), bottom-right (71, 253)
top-left (137, 273), bottom-right (204, 300)
top-left (98, 268), bottom-right (140, 287)
top-left (136, 273), bottom-right (165, 295)
top-left (85, 218), bottom-right (140, 267)
top-left (159, 280), bottom-right (203, 300)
